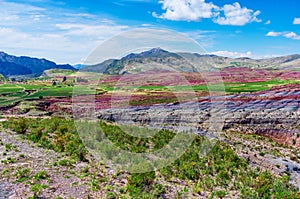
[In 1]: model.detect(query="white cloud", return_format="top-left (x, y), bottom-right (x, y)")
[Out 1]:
top-left (0, 22), bottom-right (129, 64)
top-left (284, 32), bottom-right (300, 40)
top-left (0, 27), bottom-right (76, 54)
top-left (0, 0), bottom-right (45, 13)
top-left (210, 50), bottom-right (252, 58)
top-left (0, 0), bottom-right (45, 26)
top-left (63, 13), bottom-right (95, 18)
top-left (209, 50), bottom-right (286, 59)
top-left (0, 0), bottom-right (130, 64)
top-left (153, 0), bottom-right (261, 26)
top-left (265, 20), bottom-right (271, 25)
top-left (0, 26), bottom-right (129, 64)
top-left (55, 23), bottom-right (128, 37)
top-left (266, 31), bottom-right (282, 37)
top-left (153, 0), bottom-right (218, 21)
top-left (141, 23), bottom-right (153, 27)
top-left (266, 31), bottom-right (300, 40)
top-left (214, 2), bottom-right (261, 26)
top-left (3, 15), bottom-right (19, 21)
top-left (293, 18), bottom-right (300, 25)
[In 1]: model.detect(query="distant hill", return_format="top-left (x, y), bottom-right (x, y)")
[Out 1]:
top-left (81, 48), bottom-right (300, 74)
top-left (203, 54), bottom-right (300, 70)
top-left (0, 52), bottom-right (76, 77)
top-left (82, 48), bottom-right (200, 74)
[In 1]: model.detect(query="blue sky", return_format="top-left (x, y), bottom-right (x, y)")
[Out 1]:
top-left (0, 0), bottom-right (300, 64)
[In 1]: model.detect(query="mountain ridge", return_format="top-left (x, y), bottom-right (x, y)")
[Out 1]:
top-left (0, 51), bottom-right (76, 77)
top-left (81, 48), bottom-right (300, 74)
top-left (1, 50), bottom-right (300, 77)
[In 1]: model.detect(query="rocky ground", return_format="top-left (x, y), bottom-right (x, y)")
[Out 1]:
top-left (0, 129), bottom-right (219, 199)
top-left (0, 129), bottom-right (128, 199)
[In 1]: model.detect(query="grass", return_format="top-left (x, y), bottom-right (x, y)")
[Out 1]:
top-left (223, 79), bottom-right (299, 93)
top-left (97, 78), bottom-right (300, 96)
top-left (34, 170), bottom-right (49, 181)
top-left (0, 81), bottom-right (95, 107)
top-left (15, 168), bottom-right (31, 182)
top-left (27, 87), bottom-right (74, 98)
top-left (0, 76), bottom-right (298, 108)
top-left (0, 84), bottom-right (23, 94)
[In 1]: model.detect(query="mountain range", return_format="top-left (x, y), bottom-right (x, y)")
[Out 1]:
top-left (1, 49), bottom-right (300, 77)
top-left (0, 52), bottom-right (75, 77)
top-left (82, 48), bottom-right (300, 74)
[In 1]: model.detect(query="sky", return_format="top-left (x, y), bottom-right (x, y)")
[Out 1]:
top-left (0, 0), bottom-right (300, 64)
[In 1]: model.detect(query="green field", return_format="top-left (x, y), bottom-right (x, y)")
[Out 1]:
top-left (0, 77), bottom-right (299, 108)
top-left (98, 79), bottom-right (300, 93)
top-left (0, 82), bottom-right (96, 107)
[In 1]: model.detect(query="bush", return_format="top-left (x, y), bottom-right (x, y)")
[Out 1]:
top-left (9, 117), bottom-right (28, 134)
top-left (5, 117), bottom-right (87, 161)
top-left (127, 170), bottom-right (158, 197)
top-left (15, 168), bottom-right (31, 182)
top-left (215, 190), bottom-right (227, 198)
top-left (30, 183), bottom-right (48, 197)
top-left (34, 170), bottom-right (49, 181)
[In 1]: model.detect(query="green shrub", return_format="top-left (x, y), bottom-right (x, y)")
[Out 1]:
top-left (10, 117), bottom-right (28, 134)
top-left (15, 168), bottom-right (31, 182)
top-left (5, 143), bottom-right (12, 151)
top-left (55, 159), bottom-right (74, 167)
top-left (215, 190), bottom-right (227, 198)
top-left (30, 183), bottom-right (48, 197)
top-left (34, 170), bottom-right (49, 181)
top-left (126, 170), bottom-right (159, 197)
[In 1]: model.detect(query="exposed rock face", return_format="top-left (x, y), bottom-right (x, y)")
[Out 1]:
top-left (223, 84), bottom-right (300, 145)
top-left (96, 84), bottom-right (300, 146)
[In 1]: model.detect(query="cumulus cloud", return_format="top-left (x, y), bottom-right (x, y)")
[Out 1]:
top-left (266, 31), bottom-right (282, 37)
top-left (214, 2), bottom-right (261, 26)
top-left (152, 0), bottom-right (218, 21)
top-left (293, 18), bottom-right (300, 25)
top-left (284, 32), bottom-right (300, 40)
top-left (153, 0), bottom-right (261, 26)
top-left (266, 31), bottom-right (300, 40)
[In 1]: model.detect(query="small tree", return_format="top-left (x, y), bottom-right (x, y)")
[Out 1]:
top-left (62, 76), bottom-right (67, 82)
